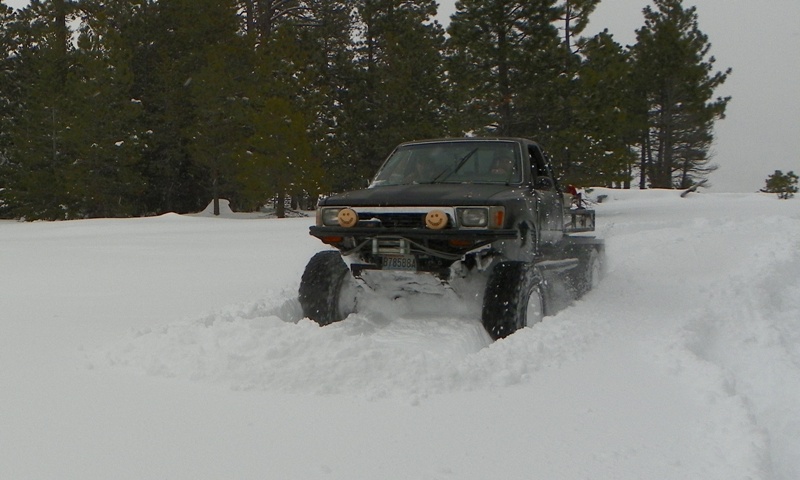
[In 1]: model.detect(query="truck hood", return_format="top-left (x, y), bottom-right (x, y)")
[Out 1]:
top-left (320, 183), bottom-right (520, 207)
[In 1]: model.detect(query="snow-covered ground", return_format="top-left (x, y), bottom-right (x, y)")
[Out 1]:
top-left (2, 189), bottom-right (798, 480)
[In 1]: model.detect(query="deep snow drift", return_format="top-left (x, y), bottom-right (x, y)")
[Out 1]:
top-left (1, 189), bottom-right (798, 480)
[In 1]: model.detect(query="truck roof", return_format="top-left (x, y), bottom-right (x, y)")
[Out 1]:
top-left (396, 137), bottom-right (544, 148)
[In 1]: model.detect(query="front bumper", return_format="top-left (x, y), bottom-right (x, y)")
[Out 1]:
top-left (309, 225), bottom-right (518, 242)
top-left (309, 225), bottom-right (519, 262)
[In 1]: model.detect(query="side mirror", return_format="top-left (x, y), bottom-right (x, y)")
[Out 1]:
top-left (534, 176), bottom-right (554, 190)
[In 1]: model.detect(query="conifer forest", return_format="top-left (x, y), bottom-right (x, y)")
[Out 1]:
top-left (0, 0), bottom-right (730, 220)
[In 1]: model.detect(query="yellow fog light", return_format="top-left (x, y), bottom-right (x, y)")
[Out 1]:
top-left (337, 208), bottom-right (358, 228)
top-left (425, 209), bottom-right (448, 230)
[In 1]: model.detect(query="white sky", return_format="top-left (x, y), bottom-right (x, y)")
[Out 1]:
top-left (4, 0), bottom-right (25, 9)
top-left (4, 0), bottom-right (798, 192)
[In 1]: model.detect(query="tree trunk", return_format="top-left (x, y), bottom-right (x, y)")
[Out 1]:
top-left (275, 190), bottom-right (285, 218)
top-left (639, 132), bottom-right (648, 189)
top-left (242, 0), bottom-right (256, 45)
top-left (496, 11), bottom-right (512, 135)
top-left (213, 177), bottom-right (220, 216)
top-left (54, 0), bottom-right (68, 88)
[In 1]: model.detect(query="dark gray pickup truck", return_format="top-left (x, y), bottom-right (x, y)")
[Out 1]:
top-left (299, 137), bottom-right (602, 339)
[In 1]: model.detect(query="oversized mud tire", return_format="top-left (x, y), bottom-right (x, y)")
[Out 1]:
top-left (298, 251), bottom-right (355, 326)
top-left (481, 261), bottom-right (546, 340)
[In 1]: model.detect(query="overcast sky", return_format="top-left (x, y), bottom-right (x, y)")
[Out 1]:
top-left (4, 0), bottom-right (798, 192)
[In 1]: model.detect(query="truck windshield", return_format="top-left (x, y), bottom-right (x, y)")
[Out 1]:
top-left (370, 141), bottom-right (522, 187)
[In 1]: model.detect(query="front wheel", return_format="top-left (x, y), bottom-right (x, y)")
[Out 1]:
top-left (298, 251), bottom-right (356, 326)
top-left (481, 261), bottom-right (546, 340)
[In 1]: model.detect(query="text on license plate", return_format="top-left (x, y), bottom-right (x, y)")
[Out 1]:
top-left (382, 255), bottom-right (417, 271)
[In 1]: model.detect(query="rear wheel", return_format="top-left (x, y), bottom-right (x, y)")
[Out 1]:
top-left (299, 251), bottom-right (356, 326)
top-left (481, 261), bottom-right (546, 340)
top-left (570, 244), bottom-right (603, 298)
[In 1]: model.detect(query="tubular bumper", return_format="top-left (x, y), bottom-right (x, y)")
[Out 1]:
top-left (309, 226), bottom-right (519, 242)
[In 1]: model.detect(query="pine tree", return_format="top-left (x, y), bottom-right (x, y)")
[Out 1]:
top-left (446, 0), bottom-right (562, 137)
top-left (59, 0), bottom-right (151, 217)
top-left (126, 0), bottom-right (245, 214)
top-left (630, 0), bottom-right (730, 189)
top-left (544, 0), bottom-right (601, 182)
top-left (295, 0), bottom-right (359, 193)
top-left (236, 4), bottom-right (327, 216)
top-left (761, 170), bottom-right (798, 200)
top-left (237, 0), bottom-right (316, 47)
top-left (565, 30), bottom-right (638, 187)
top-left (235, 96), bottom-right (317, 216)
top-left (0, 2), bottom-right (19, 216)
top-left (113, 0), bottom-right (199, 214)
top-left (182, 0), bottom-right (250, 215)
top-left (348, 0), bottom-right (450, 176)
top-left (1, 0), bottom-right (85, 219)
top-left (557, 0), bottom-right (600, 62)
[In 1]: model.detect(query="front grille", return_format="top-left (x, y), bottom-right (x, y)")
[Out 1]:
top-left (362, 212), bottom-right (427, 229)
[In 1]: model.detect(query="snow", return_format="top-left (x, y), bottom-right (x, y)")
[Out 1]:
top-left (1, 189), bottom-right (799, 479)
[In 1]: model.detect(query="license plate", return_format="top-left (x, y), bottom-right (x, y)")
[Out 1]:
top-left (382, 255), bottom-right (417, 271)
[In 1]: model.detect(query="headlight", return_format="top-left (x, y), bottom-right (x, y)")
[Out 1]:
top-left (456, 206), bottom-right (505, 229)
top-left (457, 208), bottom-right (488, 227)
top-left (319, 207), bottom-right (344, 226)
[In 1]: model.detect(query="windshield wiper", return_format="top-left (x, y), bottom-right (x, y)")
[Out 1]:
top-left (430, 148), bottom-right (478, 183)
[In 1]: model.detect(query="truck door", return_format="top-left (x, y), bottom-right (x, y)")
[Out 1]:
top-left (529, 145), bottom-right (564, 244)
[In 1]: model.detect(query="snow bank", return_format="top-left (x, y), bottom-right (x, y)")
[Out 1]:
top-left (197, 198), bottom-right (236, 216)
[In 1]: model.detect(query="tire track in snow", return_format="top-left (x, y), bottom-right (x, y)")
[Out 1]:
top-left (680, 231), bottom-right (800, 480)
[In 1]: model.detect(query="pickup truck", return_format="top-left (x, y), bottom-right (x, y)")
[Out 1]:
top-left (299, 137), bottom-right (603, 339)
